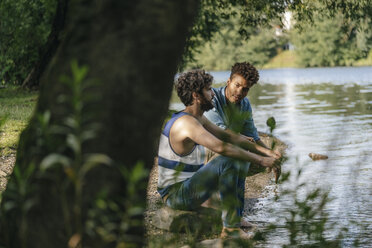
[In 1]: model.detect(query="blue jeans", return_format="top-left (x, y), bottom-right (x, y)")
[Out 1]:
top-left (165, 156), bottom-right (250, 228)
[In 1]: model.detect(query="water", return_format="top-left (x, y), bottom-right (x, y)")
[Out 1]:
top-left (170, 67), bottom-right (372, 247)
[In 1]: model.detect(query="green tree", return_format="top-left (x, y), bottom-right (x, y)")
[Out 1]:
top-left (187, 20), bottom-right (280, 70)
top-left (0, 0), bottom-right (57, 84)
top-left (291, 2), bottom-right (372, 67)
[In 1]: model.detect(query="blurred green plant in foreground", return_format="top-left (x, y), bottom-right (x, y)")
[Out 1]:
top-left (0, 61), bottom-right (150, 247)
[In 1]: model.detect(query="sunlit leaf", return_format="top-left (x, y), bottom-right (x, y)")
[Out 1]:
top-left (40, 153), bottom-right (71, 170)
top-left (67, 134), bottom-right (81, 154)
top-left (80, 154), bottom-right (112, 176)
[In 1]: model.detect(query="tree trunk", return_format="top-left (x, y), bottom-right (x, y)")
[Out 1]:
top-left (21, 0), bottom-right (69, 90)
top-left (1, 0), bottom-right (199, 247)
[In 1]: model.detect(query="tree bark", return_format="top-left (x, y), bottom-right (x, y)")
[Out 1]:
top-left (21, 0), bottom-right (68, 90)
top-left (1, 0), bottom-right (199, 247)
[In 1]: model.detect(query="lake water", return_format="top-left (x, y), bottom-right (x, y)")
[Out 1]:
top-left (170, 66), bottom-right (372, 247)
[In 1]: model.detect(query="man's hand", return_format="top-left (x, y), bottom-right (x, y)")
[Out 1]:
top-left (241, 135), bottom-right (255, 143)
top-left (270, 150), bottom-right (282, 160)
top-left (262, 154), bottom-right (284, 183)
top-left (273, 166), bottom-right (281, 184)
top-left (260, 157), bottom-right (279, 168)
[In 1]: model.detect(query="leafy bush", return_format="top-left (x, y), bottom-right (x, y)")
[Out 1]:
top-left (291, 12), bottom-right (372, 67)
top-left (0, 0), bottom-right (56, 84)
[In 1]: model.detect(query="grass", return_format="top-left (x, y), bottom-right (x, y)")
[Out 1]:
top-left (0, 86), bottom-right (38, 156)
top-left (354, 50), bottom-right (372, 66)
top-left (263, 50), bottom-right (298, 69)
top-left (264, 49), bottom-right (372, 69)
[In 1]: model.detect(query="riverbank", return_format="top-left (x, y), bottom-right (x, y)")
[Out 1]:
top-left (263, 50), bottom-right (372, 69)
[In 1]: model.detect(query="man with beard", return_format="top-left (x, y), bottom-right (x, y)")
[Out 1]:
top-left (157, 69), bottom-right (281, 239)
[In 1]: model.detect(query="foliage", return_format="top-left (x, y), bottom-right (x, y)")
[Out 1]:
top-left (253, 117), bottom-right (350, 247)
top-left (38, 61), bottom-right (114, 242)
top-left (186, 20), bottom-right (281, 70)
top-left (181, 0), bottom-right (290, 68)
top-left (85, 161), bottom-right (148, 246)
top-left (0, 0), bottom-right (57, 84)
top-left (0, 62), bottom-right (101, 247)
top-left (0, 61), bottom-right (152, 247)
top-left (1, 0), bottom-right (371, 85)
top-left (259, 169), bottom-right (348, 247)
top-left (291, 10), bottom-right (372, 67)
top-left (183, 0), bottom-right (372, 70)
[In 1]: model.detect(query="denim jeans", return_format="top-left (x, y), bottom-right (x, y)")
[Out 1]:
top-left (165, 155), bottom-right (250, 228)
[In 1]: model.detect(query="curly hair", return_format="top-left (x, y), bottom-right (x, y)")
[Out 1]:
top-left (175, 69), bottom-right (213, 106)
top-left (230, 62), bottom-right (259, 87)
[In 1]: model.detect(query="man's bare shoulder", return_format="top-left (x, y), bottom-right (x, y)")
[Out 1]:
top-left (170, 115), bottom-right (205, 147)
top-left (172, 114), bottom-right (202, 131)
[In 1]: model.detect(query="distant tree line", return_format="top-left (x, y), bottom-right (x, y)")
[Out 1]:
top-left (186, 5), bottom-right (372, 70)
top-left (186, 16), bottom-right (284, 70)
top-left (291, 11), bottom-right (372, 67)
top-left (1, 0), bottom-right (371, 87)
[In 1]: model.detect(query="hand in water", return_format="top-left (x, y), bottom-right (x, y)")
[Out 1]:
top-left (273, 165), bottom-right (281, 184)
top-left (263, 156), bottom-right (283, 184)
top-left (260, 157), bottom-right (277, 168)
top-left (271, 150), bottom-right (282, 159)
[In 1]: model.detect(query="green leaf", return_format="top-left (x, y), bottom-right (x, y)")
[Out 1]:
top-left (40, 153), bottom-right (71, 170)
top-left (71, 60), bottom-right (89, 84)
top-left (266, 116), bottom-right (276, 133)
top-left (66, 134), bottom-right (81, 155)
top-left (64, 117), bottom-right (79, 129)
top-left (2, 201), bottom-right (17, 212)
top-left (80, 154), bottom-right (112, 177)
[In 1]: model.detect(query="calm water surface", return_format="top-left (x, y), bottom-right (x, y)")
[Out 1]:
top-left (170, 67), bottom-right (372, 247)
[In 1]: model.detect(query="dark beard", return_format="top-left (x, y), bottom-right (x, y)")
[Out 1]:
top-left (200, 94), bottom-right (214, 112)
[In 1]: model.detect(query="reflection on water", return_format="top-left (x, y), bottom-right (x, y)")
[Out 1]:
top-left (248, 77), bottom-right (372, 247)
top-left (170, 67), bottom-right (372, 246)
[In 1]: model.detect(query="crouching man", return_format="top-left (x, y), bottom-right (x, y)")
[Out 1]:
top-left (157, 70), bottom-right (281, 239)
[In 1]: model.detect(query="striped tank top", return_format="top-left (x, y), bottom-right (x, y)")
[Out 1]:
top-left (157, 111), bottom-right (206, 197)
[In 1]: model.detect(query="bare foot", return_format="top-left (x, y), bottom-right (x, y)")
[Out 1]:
top-left (200, 193), bottom-right (220, 210)
top-left (240, 217), bottom-right (257, 229)
top-left (220, 227), bottom-right (253, 240)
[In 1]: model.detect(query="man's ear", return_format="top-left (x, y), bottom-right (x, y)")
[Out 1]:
top-left (192, 92), bottom-right (199, 100)
top-left (227, 78), bottom-right (231, 85)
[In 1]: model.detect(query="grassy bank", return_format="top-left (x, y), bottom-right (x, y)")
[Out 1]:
top-left (263, 50), bottom-right (298, 69)
top-left (263, 49), bottom-right (372, 69)
top-left (0, 86), bottom-right (37, 156)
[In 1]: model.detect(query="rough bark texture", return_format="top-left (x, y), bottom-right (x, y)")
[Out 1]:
top-left (0, 0), bottom-right (199, 247)
top-left (21, 0), bottom-right (69, 90)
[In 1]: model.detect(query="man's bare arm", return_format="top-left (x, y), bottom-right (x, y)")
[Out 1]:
top-left (201, 116), bottom-right (281, 159)
top-left (256, 139), bottom-right (269, 149)
top-left (181, 116), bottom-right (278, 168)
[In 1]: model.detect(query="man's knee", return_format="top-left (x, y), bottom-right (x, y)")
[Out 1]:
top-left (217, 156), bottom-right (240, 171)
top-left (221, 157), bottom-right (250, 177)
